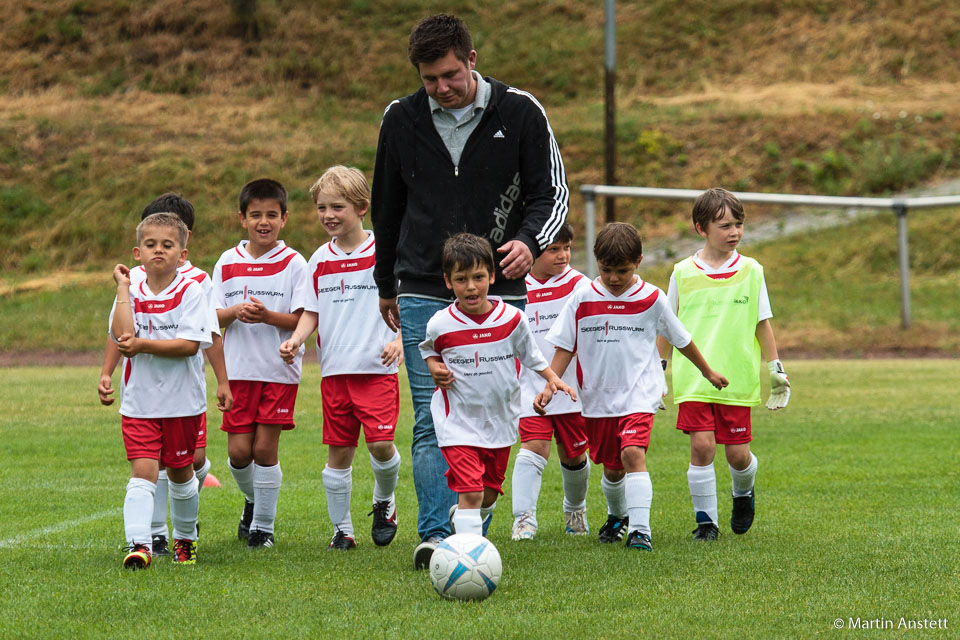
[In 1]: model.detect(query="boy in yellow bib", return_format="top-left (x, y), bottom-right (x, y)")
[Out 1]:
top-left (658, 188), bottom-right (790, 540)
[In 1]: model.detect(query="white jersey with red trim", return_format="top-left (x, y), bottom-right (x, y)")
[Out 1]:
top-left (666, 250), bottom-right (772, 320)
top-left (420, 298), bottom-right (549, 448)
top-left (519, 267), bottom-right (588, 417)
top-left (109, 274), bottom-right (213, 418)
top-left (212, 241), bottom-right (310, 384)
top-left (546, 278), bottom-right (691, 418)
top-left (131, 260), bottom-right (220, 338)
top-left (305, 231), bottom-right (399, 376)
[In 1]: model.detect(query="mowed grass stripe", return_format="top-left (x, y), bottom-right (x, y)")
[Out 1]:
top-left (1, 360), bottom-right (957, 639)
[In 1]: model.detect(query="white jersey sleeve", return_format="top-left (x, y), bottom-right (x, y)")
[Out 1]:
top-left (655, 294), bottom-right (691, 348)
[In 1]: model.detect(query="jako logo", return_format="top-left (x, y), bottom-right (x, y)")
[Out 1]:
top-left (246, 266), bottom-right (264, 273)
top-left (276, 408), bottom-right (289, 414)
top-left (490, 172), bottom-right (521, 244)
top-left (733, 296), bottom-right (749, 304)
top-left (377, 424), bottom-right (394, 431)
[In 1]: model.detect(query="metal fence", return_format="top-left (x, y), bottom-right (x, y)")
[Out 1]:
top-left (580, 185), bottom-right (960, 329)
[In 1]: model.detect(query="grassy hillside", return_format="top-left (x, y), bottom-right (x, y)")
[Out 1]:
top-left (1, 1), bottom-right (960, 354)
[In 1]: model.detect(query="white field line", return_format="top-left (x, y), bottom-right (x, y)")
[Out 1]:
top-left (0, 509), bottom-right (119, 549)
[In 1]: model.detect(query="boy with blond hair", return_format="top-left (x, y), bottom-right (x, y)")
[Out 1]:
top-left (280, 166), bottom-right (404, 550)
top-left (420, 233), bottom-right (575, 538)
top-left (111, 213), bottom-right (224, 568)
top-left (214, 178), bottom-right (311, 549)
top-left (537, 222), bottom-right (727, 551)
top-left (658, 188), bottom-right (790, 541)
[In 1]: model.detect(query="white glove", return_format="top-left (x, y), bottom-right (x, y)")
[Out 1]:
top-left (658, 359), bottom-right (668, 410)
top-left (766, 359), bottom-right (790, 410)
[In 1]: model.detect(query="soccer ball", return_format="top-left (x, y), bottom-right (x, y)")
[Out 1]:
top-left (428, 533), bottom-right (502, 601)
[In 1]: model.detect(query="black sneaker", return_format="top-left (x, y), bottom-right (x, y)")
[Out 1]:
top-left (731, 490), bottom-right (755, 534)
top-left (597, 514), bottom-right (627, 543)
top-left (237, 500), bottom-right (254, 541)
top-left (413, 535), bottom-right (442, 570)
top-left (692, 522), bottom-right (720, 541)
top-left (328, 530), bottom-right (357, 551)
top-left (369, 500), bottom-right (398, 547)
top-left (247, 529), bottom-right (275, 549)
top-left (151, 535), bottom-right (170, 556)
top-left (624, 530), bottom-right (653, 551)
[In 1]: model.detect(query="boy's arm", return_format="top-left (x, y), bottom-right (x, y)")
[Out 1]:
top-left (425, 356), bottom-right (454, 389)
top-left (98, 336), bottom-right (122, 405)
top-left (204, 334), bottom-right (233, 411)
top-left (756, 319), bottom-right (790, 410)
top-left (279, 310), bottom-right (319, 364)
top-left (533, 348), bottom-right (575, 414)
top-left (381, 330), bottom-right (404, 367)
top-left (217, 305), bottom-right (239, 329)
top-left (110, 266), bottom-right (134, 341)
top-left (675, 340), bottom-right (728, 390)
top-left (239, 297), bottom-right (302, 331)
top-left (118, 337), bottom-right (201, 358)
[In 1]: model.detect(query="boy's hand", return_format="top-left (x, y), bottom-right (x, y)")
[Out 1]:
top-left (766, 359), bottom-right (790, 410)
top-left (704, 369), bottom-right (729, 391)
top-left (216, 380), bottom-right (233, 412)
top-left (112, 264), bottom-right (131, 287)
top-left (98, 374), bottom-right (115, 406)
top-left (426, 358), bottom-right (454, 389)
top-left (533, 386), bottom-right (554, 415)
top-left (238, 297), bottom-right (267, 324)
top-left (115, 333), bottom-right (142, 357)
top-left (658, 358), bottom-right (668, 410)
top-left (278, 338), bottom-right (301, 364)
top-left (381, 338), bottom-right (404, 367)
top-left (548, 378), bottom-right (577, 403)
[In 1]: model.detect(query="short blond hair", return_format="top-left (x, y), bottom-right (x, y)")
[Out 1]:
top-left (309, 165), bottom-right (370, 212)
top-left (136, 212), bottom-right (188, 249)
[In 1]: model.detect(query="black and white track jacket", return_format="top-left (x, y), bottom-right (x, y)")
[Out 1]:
top-left (372, 76), bottom-right (569, 300)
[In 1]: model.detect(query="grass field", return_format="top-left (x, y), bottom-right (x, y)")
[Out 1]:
top-left (2, 360), bottom-right (957, 638)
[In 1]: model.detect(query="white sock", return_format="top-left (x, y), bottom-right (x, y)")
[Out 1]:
top-left (151, 470), bottom-right (169, 538)
top-left (228, 459), bottom-right (255, 503)
top-left (370, 450), bottom-right (401, 503)
top-left (124, 478), bottom-right (156, 550)
top-left (730, 453), bottom-right (758, 497)
top-left (561, 458), bottom-right (590, 512)
top-left (453, 508), bottom-right (483, 536)
top-left (625, 471), bottom-right (652, 536)
top-left (251, 462), bottom-right (282, 534)
top-left (511, 449), bottom-right (546, 527)
top-left (322, 465), bottom-right (353, 537)
top-left (195, 457), bottom-right (211, 493)
top-left (687, 463), bottom-right (718, 525)
top-left (480, 501), bottom-right (496, 527)
top-left (168, 474), bottom-right (199, 541)
top-left (601, 474), bottom-right (627, 517)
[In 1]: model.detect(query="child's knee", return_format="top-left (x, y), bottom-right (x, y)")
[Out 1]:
top-left (367, 440), bottom-right (396, 461)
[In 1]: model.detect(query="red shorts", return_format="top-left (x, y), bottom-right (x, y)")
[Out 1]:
top-left (677, 401), bottom-right (752, 445)
top-left (195, 413), bottom-right (207, 449)
top-left (122, 415), bottom-right (203, 469)
top-left (584, 413), bottom-right (654, 470)
top-left (441, 445), bottom-right (511, 495)
top-left (519, 413), bottom-right (589, 459)
top-left (220, 380), bottom-right (298, 433)
top-left (321, 374), bottom-right (399, 447)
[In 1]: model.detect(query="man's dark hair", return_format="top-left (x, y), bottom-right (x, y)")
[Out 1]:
top-left (691, 187), bottom-right (745, 233)
top-left (239, 178), bottom-right (287, 215)
top-left (408, 14), bottom-right (473, 68)
top-left (593, 222), bottom-right (643, 265)
top-left (441, 233), bottom-right (494, 277)
top-left (141, 192), bottom-right (195, 231)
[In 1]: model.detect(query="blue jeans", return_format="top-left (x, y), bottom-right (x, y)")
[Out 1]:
top-left (400, 295), bottom-right (526, 541)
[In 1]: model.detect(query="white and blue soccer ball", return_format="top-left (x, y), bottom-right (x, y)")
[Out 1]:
top-left (429, 533), bottom-right (502, 601)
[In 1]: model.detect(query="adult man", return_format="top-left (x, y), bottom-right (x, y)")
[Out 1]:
top-left (371, 13), bottom-right (569, 569)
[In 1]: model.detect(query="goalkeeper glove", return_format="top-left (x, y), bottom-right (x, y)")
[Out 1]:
top-left (766, 359), bottom-right (790, 410)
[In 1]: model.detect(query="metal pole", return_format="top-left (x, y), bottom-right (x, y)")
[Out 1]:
top-left (894, 202), bottom-right (911, 329)
top-left (603, 0), bottom-right (616, 223)
top-left (585, 191), bottom-right (597, 279)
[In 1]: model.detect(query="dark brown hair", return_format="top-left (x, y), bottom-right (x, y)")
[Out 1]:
top-left (691, 187), bottom-right (745, 232)
top-left (593, 222), bottom-right (642, 265)
top-left (408, 14), bottom-right (473, 68)
top-left (142, 193), bottom-right (195, 231)
top-left (551, 222), bottom-right (574, 246)
top-left (239, 178), bottom-right (287, 215)
top-left (441, 232), bottom-right (494, 276)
